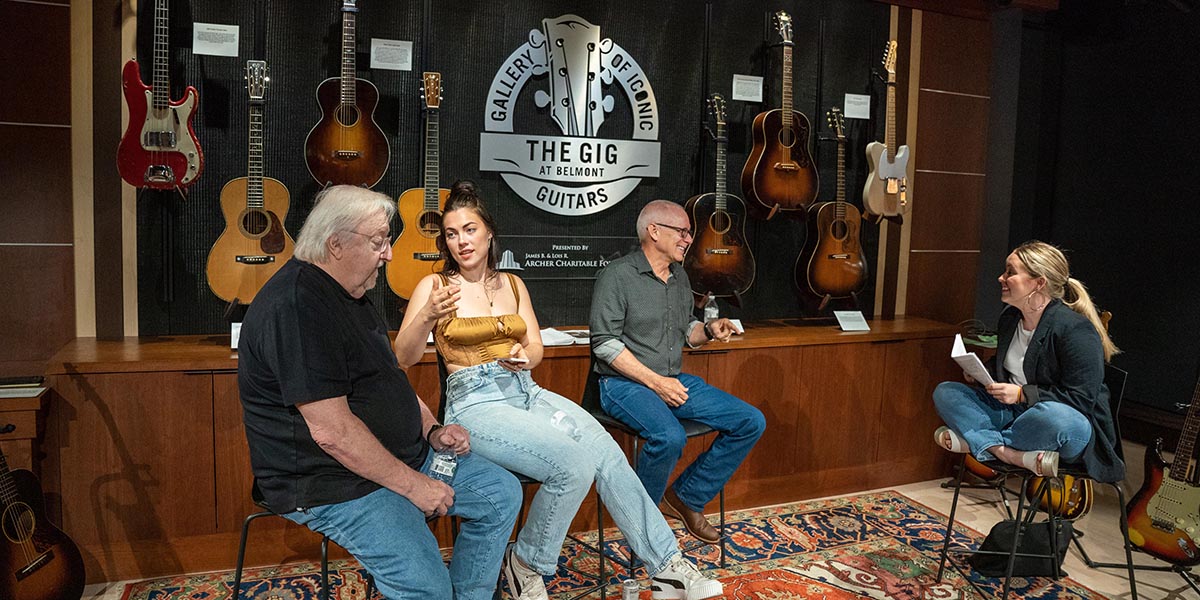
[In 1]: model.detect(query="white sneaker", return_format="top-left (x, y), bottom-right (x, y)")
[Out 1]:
top-left (651, 554), bottom-right (723, 599)
top-left (502, 543), bottom-right (549, 600)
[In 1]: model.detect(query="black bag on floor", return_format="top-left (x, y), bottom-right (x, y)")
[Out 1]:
top-left (968, 518), bottom-right (1073, 577)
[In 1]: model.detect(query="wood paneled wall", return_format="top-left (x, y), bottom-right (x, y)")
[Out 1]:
top-left (0, 0), bottom-right (75, 378)
top-left (902, 10), bottom-right (993, 324)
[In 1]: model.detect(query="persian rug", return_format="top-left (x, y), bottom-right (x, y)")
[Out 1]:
top-left (121, 490), bottom-right (1110, 599)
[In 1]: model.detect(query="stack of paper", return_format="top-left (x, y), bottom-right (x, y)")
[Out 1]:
top-left (951, 334), bottom-right (995, 385)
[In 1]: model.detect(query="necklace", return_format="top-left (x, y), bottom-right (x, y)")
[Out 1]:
top-left (459, 272), bottom-right (497, 307)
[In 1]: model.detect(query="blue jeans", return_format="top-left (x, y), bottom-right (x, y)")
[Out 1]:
top-left (932, 381), bottom-right (1091, 463)
top-left (599, 373), bottom-right (765, 512)
top-left (283, 450), bottom-right (520, 600)
top-left (444, 361), bottom-right (680, 576)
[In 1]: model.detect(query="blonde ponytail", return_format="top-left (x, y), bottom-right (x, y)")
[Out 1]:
top-left (1064, 277), bottom-right (1120, 362)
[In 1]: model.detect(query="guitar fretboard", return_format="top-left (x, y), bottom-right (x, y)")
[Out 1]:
top-left (884, 76), bottom-right (897, 159)
top-left (0, 452), bottom-right (16, 510)
top-left (714, 119), bottom-right (727, 212)
top-left (151, 0), bottom-right (170, 109)
top-left (424, 110), bottom-right (440, 211)
top-left (247, 103), bottom-right (264, 209)
top-left (1170, 378), bottom-right (1200, 483)
top-left (339, 6), bottom-right (358, 109)
top-left (835, 132), bottom-right (846, 204)
top-left (781, 46), bottom-right (794, 131)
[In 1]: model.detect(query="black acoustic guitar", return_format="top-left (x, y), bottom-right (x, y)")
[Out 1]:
top-left (684, 94), bottom-right (755, 302)
top-left (0, 448), bottom-right (85, 600)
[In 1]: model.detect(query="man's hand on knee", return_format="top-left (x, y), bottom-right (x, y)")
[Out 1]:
top-left (651, 375), bottom-right (689, 407)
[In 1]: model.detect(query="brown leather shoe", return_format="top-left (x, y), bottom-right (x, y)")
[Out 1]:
top-left (659, 487), bottom-right (721, 544)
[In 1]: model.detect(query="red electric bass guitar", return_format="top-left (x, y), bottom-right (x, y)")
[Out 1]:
top-left (117, 0), bottom-right (204, 190)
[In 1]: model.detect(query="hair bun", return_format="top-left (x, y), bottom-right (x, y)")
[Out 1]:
top-left (450, 180), bottom-right (477, 195)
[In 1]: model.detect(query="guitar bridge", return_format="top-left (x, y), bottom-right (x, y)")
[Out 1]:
top-left (706, 248), bottom-right (731, 255)
top-left (772, 162), bottom-right (799, 172)
top-left (334, 150), bottom-right (361, 161)
top-left (828, 253), bottom-right (850, 259)
top-left (413, 253), bottom-right (442, 261)
top-left (236, 255), bottom-right (275, 265)
top-left (15, 549), bottom-right (54, 581)
top-left (145, 165), bottom-right (177, 184)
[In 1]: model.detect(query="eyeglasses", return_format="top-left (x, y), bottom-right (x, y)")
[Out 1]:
top-left (654, 222), bottom-right (693, 239)
top-left (345, 230), bottom-right (391, 253)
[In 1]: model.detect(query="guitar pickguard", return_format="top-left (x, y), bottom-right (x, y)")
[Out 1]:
top-left (873, 146), bottom-right (910, 181)
top-left (1148, 473), bottom-right (1200, 545)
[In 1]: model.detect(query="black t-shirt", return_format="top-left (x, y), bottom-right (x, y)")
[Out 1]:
top-left (238, 259), bottom-right (428, 513)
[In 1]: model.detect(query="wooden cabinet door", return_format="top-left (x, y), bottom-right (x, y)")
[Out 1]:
top-left (213, 370), bottom-right (257, 533)
top-left (876, 336), bottom-right (961, 485)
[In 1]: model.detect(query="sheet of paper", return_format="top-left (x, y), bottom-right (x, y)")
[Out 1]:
top-left (370, 39), bottom-right (413, 71)
top-left (729, 319), bottom-right (745, 334)
top-left (731, 74), bottom-right (763, 103)
top-left (833, 311), bottom-right (870, 331)
top-left (192, 23), bottom-right (239, 57)
top-left (540, 328), bottom-right (577, 346)
top-left (952, 334), bottom-right (995, 385)
top-left (0, 386), bottom-right (46, 399)
top-left (843, 93), bottom-right (871, 119)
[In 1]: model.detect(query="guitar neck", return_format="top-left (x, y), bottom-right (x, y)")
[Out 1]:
top-left (714, 121), bottom-right (727, 211)
top-left (247, 103), bottom-right (264, 209)
top-left (151, 0), bottom-right (170, 109)
top-left (0, 451), bottom-right (15, 509)
top-left (835, 137), bottom-right (846, 204)
top-left (885, 76), bottom-right (897, 157)
top-left (1170, 377), bottom-right (1200, 482)
top-left (340, 7), bottom-right (358, 107)
top-left (781, 46), bottom-right (793, 128)
top-left (424, 110), bottom-right (441, 211)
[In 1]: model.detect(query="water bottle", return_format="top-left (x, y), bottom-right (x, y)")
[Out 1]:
top-left (621, 579), bottom-right (640, 600)
top-left (549, 410), bottom-right (581, 441)
top-left (703, 293), bottom-right (719, 323)
top-left (429, 450), bottom-right (458, 485)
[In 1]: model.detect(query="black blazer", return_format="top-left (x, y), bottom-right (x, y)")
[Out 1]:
top-left (994, 299), bottom-right (1125, 483)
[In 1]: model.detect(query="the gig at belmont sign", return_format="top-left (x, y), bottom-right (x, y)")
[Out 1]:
top-left (480, 14), bottom-right (661, 216)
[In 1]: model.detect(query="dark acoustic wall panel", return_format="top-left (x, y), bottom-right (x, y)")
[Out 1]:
top-left (133, 0), bottom-right (889, 335)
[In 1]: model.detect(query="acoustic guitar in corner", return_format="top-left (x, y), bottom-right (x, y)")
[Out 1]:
top-left (863, 40), bottom-right (910, 221)
top-left (116, 0), bottom-right (204, 190)
top-left (387, 73), bottom-right (448, 299)
top-left (206, 60), bottom-right (295, 305)
top-left (684, 94), bottom-right (755, 303)
top-left (0, 448), bottom-right (85, 600)
top-left (1127, 373), bottom-right (1200, 566)
top-left (304, 0), bottom-right (390, 188)
top-left (795, 108), bottom-right (867, 304)
top-left (740, 11), bottom-right (819, 221)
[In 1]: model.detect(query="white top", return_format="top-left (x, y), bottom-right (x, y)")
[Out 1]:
top-left (1003, 322), bottom-right (1035, 387)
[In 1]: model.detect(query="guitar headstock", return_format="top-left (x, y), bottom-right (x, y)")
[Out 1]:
top-left (826, 107), bottom-right (845, 142)
top-left (773, 11), bottom-right (794, 46)
top-left (422, 72), bottom-right (443, 110)
top-left (707, 93), bottom-right (727, 127)
top-left (342, 0), bottom-right (358, 13)
top-left (882, 40), bottom-right (898, 77)
top-left (245, 60), bottom-right (268, 103)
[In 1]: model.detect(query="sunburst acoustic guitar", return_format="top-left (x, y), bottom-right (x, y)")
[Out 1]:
top-left (206, 60), bottom-right (295, 305)
top-left (386, 73), bottom-right (448, 300)
top-left (684, 93), bottom-right (755, 303)
top-left (0, 447), bottom-right (85, 600)
top-left (303, 0), bottom-right (390, 188)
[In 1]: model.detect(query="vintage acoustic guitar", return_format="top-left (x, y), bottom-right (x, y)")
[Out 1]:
top-left (684, 94), bottom-right (755, 302)
top-left (116, 0), bottom-right (204, 190)
top-left (862, 40), bottom-right (910, 220)
top-left (206, 60), bottom-right (295, 305)
top-left (387, 73), bottom-right (448, 300)
top-left (0, 448), bottom-right (85, 600)
top-left (1126, 373), bottom-right (1200, 566)
top-left (304, 0), bottom-right (390, 188)
top-left (795, 108), bottom-right (867, 302)
top-left (740, 11), bottom-right (819, 221)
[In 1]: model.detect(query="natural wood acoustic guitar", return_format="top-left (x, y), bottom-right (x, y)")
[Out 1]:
top-left (206, 60), bottom-right (295, 304)
top-left (386, 73), bottom-right (448, 299)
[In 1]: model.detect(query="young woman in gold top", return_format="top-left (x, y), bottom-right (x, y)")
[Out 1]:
top-left (394, 182), bottom-right (722, 600)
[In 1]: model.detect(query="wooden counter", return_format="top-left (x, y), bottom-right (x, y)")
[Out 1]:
top-left (43, 318), bottom-right (960, 583)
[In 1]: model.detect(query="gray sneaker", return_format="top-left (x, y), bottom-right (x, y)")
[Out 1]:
top-left (650, 554), bottom-right (723, 599)
top-left (502, 543), bottom-right (549, 600)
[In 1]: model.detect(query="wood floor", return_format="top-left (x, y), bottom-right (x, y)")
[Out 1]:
top-left (81, 441), bottom-right (1196, 600)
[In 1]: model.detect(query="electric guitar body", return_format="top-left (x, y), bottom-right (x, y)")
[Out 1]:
top-left (116, 61), bottom-right (203, 190)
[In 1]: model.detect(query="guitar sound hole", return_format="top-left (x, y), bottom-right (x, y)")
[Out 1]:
top-left (831, 220), bottom-right (848, 240)
top-left (777, 128), bottom-right (795, 148)
top-left (709, 211), bottom-right (732, 235)
top-left (241, 210), bottom-right (270, 237)
top-left (418, 211), bottom-right (442, 238)
top-left (335, 104), bottom-right (362, 128)
top-left (2, 502), bottom-right (36, 544)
